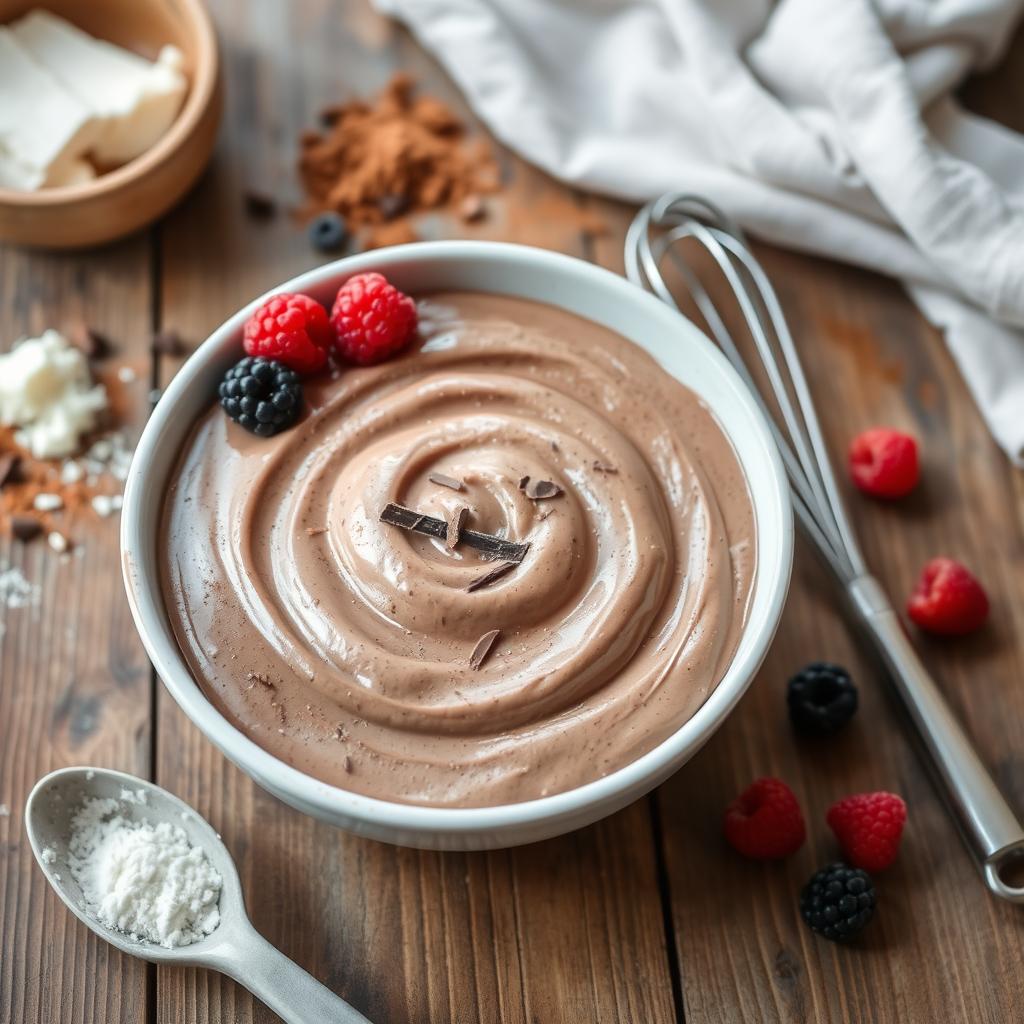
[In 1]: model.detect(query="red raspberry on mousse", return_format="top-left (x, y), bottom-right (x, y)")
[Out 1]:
top-left (723, 777), bottom-right (806, 860)
top-left (331, 272), bottom-right (418, 365)
top-left (848, 427), bottom-right (920, 498)
top-left (907, 557), bottom-right (989, 635)
top-left (243, 292), bottom-right (332, 375)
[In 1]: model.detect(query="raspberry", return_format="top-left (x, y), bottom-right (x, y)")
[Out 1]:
top-left (800, 863), bottom-right (876, 942)
top-left (848, 428), bottom-right (919, 498)
top-left (330, 272), bottom-right (417, 365)
top-left (243, 292), bottom-right (332, 375)
top-left (826, 791), bottom-right (906, 872)
top-left (787, 662), bottom-right (858, 736)
top-left (907, 557), bottom-right (989, 635)
top-left (723, 777), bottom-right (806, 860)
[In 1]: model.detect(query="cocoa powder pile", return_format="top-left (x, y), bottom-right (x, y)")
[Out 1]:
top-left (298, 74), bottom-right (500, 247)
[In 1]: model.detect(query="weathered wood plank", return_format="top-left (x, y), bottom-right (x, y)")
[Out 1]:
top-left (153, 3), bottom-right (676, 1022)
top-left (0, 238), bottom-right (155, 1024)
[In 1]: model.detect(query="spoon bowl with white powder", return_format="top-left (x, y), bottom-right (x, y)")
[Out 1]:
top-left (27, 766), bottom-right (371, 1023)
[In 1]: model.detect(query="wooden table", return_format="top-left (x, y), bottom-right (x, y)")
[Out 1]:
top-left (3, 3), bottom-right (1024, 1021)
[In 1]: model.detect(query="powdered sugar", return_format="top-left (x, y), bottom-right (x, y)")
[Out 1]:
top-left (66, 793), bottom-right (222, 948)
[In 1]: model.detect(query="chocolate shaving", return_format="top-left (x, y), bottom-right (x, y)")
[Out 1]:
top-left (0, 453), bottom-right (20, 489)
top-left (469, 629), bottom-right (501, 670)
top-left (524, 479), bottom-right (563, 501)
top-left (10, 515), bottom-right (42, 542)
top-left (592, 461), bottom-right (618, 474)
top-left (466, 560), bottom-right (518, 593)
top-left (380, 503), bottom-right (529, 563)
top-left (518, 475), bottom-right (530, 491)
top-left (428, 471), bottom-right (464, 492)
top-left (445, 506), bottom-right (468, 550)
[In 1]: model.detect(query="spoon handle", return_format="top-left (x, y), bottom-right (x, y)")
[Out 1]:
top-left (216, 921), bottom-right (372, 1024)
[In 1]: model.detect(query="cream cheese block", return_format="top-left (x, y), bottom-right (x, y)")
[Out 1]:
top-left (11, 10), bottom-right (187, 167)
top-left (0, 27), bottom-right (100, 191)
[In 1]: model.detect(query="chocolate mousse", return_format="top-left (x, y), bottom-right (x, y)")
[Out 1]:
top-left (161, 293), bottom-right (756, 807)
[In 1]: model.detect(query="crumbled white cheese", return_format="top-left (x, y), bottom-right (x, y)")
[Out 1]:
top-left (0, 803), bottom-right (10, 817)
top-left (68, 794), bottom-right (222, 949)
top-left (47, 531), bottom-right (69, 553)
top-left (60, 460), bottom-right (84, 484)
top-left (0, 330), bottom-right (108, 459)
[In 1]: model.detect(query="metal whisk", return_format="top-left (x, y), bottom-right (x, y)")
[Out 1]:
top-left (626, 193), bottom-right (1024, 903)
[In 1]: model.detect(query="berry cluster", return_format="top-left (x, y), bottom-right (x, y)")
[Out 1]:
top-left (220, 272), bottom-right (418, 436)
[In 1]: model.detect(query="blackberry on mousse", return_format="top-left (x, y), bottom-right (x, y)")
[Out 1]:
top-left (218, 357), bottom-right (302, 437)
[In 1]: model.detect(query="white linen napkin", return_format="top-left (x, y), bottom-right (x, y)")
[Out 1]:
top-left (376, 0), bottom-right (1024, 465)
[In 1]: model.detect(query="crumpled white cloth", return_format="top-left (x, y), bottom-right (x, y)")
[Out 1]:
top-left (376, 0), bottom-right (1024, 465)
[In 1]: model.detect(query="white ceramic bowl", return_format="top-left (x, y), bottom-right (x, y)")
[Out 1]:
top-left (122, 241), bottom-right (793, 850)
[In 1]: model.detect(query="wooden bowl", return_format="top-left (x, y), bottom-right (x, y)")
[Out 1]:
top-left (0, 0), bottom-right (220, 249)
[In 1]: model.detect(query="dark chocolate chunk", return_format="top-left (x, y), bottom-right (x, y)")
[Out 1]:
top-left (469, 629), bottom-right (501, 670)
top-left (524, 479), bottom-right (563, 501)
top-left (151, 330), bottom-right (187, 357)
top-left (380, 503), bottom-right (530, 562)
top-left (428, 471), bottom-right (465, 492)
top-left (377, 193), bottom-right (410, 220)
top-left (10, 515), bottom-right (42, 542)
top-left (0, 453), bottom-right (20, 489)
top-left (445, 506), bottom-right (468, 550)
top-left (466, 560), bottom-right (518, 593)
top-left (73, 327), bottom-right (111, 359)
top-left (518, 475), bottom-right (530, 491)
top-left (244, 190), bottom-right (278, 220)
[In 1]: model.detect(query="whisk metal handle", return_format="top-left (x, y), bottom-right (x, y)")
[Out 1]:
top-left (849, 576), bottom-right (1024, 902)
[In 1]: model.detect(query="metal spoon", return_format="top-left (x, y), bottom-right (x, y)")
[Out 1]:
top-left (26, 766), bottom-right (371, 1024)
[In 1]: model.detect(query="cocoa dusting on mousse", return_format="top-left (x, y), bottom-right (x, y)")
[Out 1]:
top-left (160, 293), bottom-right (757, 808)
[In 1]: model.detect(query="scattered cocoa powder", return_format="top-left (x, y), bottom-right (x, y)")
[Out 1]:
top-left (0, 430), bottom-right (120, 542)
top-left (298, 74), bottom-right (501, 248)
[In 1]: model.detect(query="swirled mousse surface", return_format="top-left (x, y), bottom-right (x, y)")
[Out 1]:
top-left (161, 293), bottom-right (756, 807)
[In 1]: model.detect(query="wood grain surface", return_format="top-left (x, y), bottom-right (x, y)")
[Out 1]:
top-left (3, 2), bottom-right (1024, 1022)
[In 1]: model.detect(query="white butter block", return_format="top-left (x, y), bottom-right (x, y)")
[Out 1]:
top-left (12, 10), bottom-right (188, 166)
top-left (0, 27), bottom-right (99, 191)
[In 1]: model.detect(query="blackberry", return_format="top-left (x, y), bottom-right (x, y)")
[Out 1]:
top-left (800, 863), bottom-right (876, 941)
top-left (787, 662), bottom-right (858, 736)
top-left (218, 357), bottom-right (302, 437)
top-left (308, 212), bottom-right (348, 253)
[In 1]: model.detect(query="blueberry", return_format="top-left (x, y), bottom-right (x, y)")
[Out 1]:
top-left (309, 212), bottom-right (348, 253)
